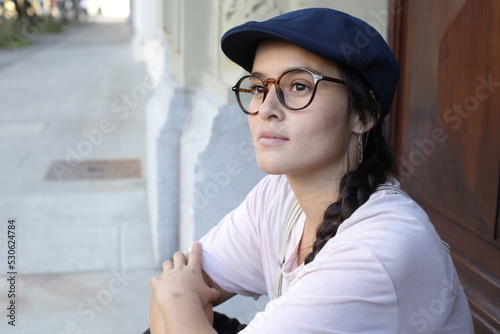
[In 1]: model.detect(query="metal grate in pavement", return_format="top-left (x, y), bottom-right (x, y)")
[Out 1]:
top-left (45, 159), bottom-right (142, 180)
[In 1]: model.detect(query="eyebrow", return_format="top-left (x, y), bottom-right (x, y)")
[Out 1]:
top-left (249, 71), bottom-right (265, 77)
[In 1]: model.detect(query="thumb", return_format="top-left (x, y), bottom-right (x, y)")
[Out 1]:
top-left (208, 287), bottom-right (221, 303)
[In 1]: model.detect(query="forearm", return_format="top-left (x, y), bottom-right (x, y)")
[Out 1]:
top-left (162, 293), bottom-right (217, 334)
top-left (202, 270), bottom-right (236, 306)
top-left (150, 292), bottom-right (166, 334)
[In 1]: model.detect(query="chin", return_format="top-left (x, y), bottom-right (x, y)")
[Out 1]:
top-left (256, 159), bottom-right (294, 176)
top-left (257, 166), bottom-right (284, 175)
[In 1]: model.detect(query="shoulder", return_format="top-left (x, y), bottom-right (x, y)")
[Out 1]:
top-left (204, 174), bottom-right (296, 237)
top-left (320, 177), bottom-right (453, 290)
top-left (250, 174), bottom-right (291, 197)
top-left (338, 178), bottom-right (434, 239)
top-left (243, 174), bottom-right (296, 215)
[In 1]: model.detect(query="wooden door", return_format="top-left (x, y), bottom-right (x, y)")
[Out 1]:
top-left (389, 0), bottom-right (500, 332)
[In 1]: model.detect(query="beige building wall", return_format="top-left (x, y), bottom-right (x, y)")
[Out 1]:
top-left (132, 0), bottom-right (389, 321)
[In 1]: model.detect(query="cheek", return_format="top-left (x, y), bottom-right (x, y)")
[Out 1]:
top-left (315, 86), bottom-right (348, 114)
top-left (247, 116), bottom-right (259, 138)
top-left (300, 107), bottom-right (349, 152)
top-left (313, 121), bottom-right (346, 153)
top-left (309, 108), bottom-right (347, 139)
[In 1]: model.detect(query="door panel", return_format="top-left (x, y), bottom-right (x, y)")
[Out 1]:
top-left (389, 1), bottom-right (500, 332)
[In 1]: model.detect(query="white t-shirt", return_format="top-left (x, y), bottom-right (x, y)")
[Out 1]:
top-left (200, 175), bottom-right (473, 333)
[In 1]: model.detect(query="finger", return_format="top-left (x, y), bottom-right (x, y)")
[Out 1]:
top-left (172, 251), bottom-right (187, 266)
top-left (188, 242), bottom-right (203, 268)
top-left (162, 260), bottom-right (173, 271)
top-left (149, 276), bottom-right (159, 287)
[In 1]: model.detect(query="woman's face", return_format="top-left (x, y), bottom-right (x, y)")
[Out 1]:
top-left (248, 39), bottom-right (361, 180)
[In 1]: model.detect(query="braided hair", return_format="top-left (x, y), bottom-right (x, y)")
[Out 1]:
top-left (304, 64), bottom-right (394, 265)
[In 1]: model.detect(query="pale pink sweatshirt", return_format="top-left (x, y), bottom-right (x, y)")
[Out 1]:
top-left (201, 175), bottom-right (473, 333)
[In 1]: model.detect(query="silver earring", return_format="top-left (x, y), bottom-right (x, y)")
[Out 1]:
top-left (357, 134), bottom-right (363, 164)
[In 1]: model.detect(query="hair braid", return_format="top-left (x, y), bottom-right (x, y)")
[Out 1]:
top-left (304, 65), bottom-right (394, 265)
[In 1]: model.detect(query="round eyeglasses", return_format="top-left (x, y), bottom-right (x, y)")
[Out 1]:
top-left (232, 67), bottom-right (346, 115)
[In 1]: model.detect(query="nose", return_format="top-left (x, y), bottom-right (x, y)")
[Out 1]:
top-left (258, 79), bottom-right (285, 120)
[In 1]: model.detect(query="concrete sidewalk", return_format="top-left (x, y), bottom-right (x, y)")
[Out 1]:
top-left (0, 17), bottom-right (157, 334)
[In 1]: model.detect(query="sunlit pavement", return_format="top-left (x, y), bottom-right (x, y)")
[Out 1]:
top-left (0, 15), bottom-right (157, 334)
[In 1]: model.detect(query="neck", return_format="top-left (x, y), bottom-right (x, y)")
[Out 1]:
top-left (286, 172), bottom-right (342, 230)
top-left (286, 138), bottom-right (359, 227)
top-left (285, 153), bottom-right (358, 264)
top-left (286, 171), bottom-right (344, 265)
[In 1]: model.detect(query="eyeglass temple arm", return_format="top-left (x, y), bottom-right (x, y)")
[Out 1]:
top-left (232, 87), bottom-right (254, 93)
top-left (320, 75), bottom-right (346, 85)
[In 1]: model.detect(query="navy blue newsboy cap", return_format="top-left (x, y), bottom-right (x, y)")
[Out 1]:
top-left (221, 7), bottom-right (400, 116)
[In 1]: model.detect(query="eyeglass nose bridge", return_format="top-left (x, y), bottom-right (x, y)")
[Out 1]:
top-left (260, 77), bottom-right (283, 104)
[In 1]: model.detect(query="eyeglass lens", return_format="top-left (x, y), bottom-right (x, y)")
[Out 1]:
top-left (236, 69), bottom-right (316, 114)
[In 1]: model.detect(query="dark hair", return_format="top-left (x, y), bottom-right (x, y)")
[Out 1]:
top-left (304, 64), bottom-right (394, 264)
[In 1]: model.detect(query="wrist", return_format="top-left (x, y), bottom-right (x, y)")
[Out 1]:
top-left (160, 292), bottom-right (215, 333)
top-left (159, 291), bottom-right (204, 315)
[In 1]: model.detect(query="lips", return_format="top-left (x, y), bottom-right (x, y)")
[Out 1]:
top-left (257, 129), bottom-right (289, 146)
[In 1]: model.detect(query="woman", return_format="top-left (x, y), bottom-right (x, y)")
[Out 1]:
top-left (148, 8), bottom-right (473, 333)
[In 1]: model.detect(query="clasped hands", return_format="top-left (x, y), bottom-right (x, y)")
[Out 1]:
top-left (149, 242), bottom-right (220, 326)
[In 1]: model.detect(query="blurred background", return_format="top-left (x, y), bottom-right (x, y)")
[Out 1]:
top-left (0, 0), bottom-right (498, 333)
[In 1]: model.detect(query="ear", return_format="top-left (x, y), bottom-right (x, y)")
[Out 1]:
top-left (350, 111), bottom-right (377, 135)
